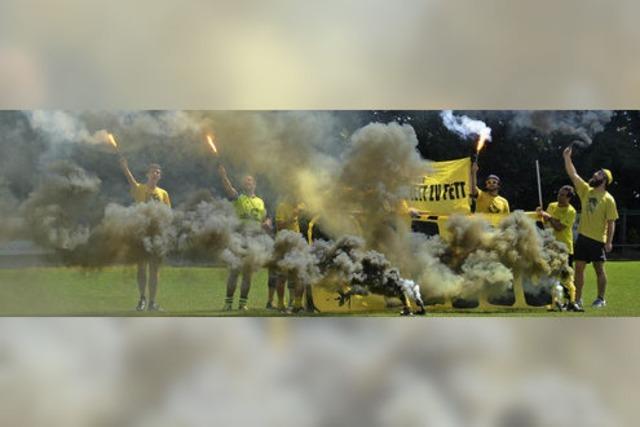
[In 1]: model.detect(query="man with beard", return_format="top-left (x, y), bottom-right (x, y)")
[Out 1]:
top-left (119, 158), bottom-right (171, 312)
top-left (563, 145), bottom-right (618, 310)
top-left (470, 161), bottom-right (510, 214)
top-left (218, 163), bottom-right (272, 311)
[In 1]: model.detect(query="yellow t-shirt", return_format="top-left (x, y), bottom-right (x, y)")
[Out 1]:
top-left (130, 182), bottom-right (171, 207)
top-left (234, 194), bottom-right (266, 223)
top-left (575, 177), bottom-right (618, 243)
top-left (546, 201), bottom-right (577, 254)
top-left (275, 201), bottom-right (302, 232)
top-left (475, 188), bottom-right (510, 214)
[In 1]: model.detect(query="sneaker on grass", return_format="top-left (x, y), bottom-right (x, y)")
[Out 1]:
top-left (567, 301), bottom-right (585, 312)
top-left (591, 297), bottom-right (607, 309)
top-left (147, 302), bottom-right (164, 312)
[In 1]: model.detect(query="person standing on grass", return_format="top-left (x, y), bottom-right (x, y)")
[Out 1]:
top-left (537, 185), bottom-right (581, 312)
top-left (563, 145), bottom-right (618, 310)
top-left (119, 157), bottom-right (171, 312)
top-left (217, 163), bottom-right (272, 311)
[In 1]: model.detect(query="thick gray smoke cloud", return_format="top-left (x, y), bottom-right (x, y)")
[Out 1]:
top-left (1, 111), bottom-right (576, 310)
top-left (90, 202), bottom-right (176, 261)
top-left (269, 230), bottom-right (320, 287)
top-left (322, 122), bottom-right (429, 272)
top-left (175, 198), bottom-right (240, 262)
top-left (310, 235), bottom-right (425, 311)
top-left (511, 111), bottom-right (614, 144)
top-left (406, 212), bottom-right (571, 304)
top-left (20, 161), bottom-right (101, 251)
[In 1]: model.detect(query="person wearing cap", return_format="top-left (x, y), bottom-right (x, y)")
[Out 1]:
top-left (470, 161), bottom-right (510, 214)
top-left (563, 145), bottom-right (618, 310)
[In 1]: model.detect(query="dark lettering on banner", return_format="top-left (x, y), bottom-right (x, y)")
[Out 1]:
top-left (411, 181), bottom-right (467, 202)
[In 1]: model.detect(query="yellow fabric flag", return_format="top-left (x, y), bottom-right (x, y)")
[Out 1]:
top-left (409, 157), bottom-right (471, 215)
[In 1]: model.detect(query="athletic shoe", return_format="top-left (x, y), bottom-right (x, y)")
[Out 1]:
top-left (400, 307), bottom-right (414, 316)
top-left (238, 303), bottom-right (249, 312)
top-left (288, 306), bottom-right (304, 315)
top-left (548, 301), bottom-right (566, 312)
top-left (567, 301), bottom-right (584, 312)
top-left (136, 297), bottom-right (147, 311)
top-left (147, 302), bottom-right (163, 312)
top-left (414, 306), bottom-right (427, 316)
top-left (265, 301), bottom-right (276, 310)
top-left (223, 302), bottom-right (233, 311)
top-left (591, 297), bottom-right (607, 308)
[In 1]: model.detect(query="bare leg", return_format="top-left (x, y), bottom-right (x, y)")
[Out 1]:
top-left (137, 261), bottom-right (147, 298)
top-left (276, 276), bottom-right (286, 308)
top-left (226, 268), bottom-right (240, 298)
top-left (267, 268), bottom-right (277, 305)
top-left (574, 261), bottom-right (586, 301)
top-left (593, 262), bottom-right (607, 300)
top-left (148, 258), bottom-right (160, 303)
top-left (239, 266), bottom-right (253, 299)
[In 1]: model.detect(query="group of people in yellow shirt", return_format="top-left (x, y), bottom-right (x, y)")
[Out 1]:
top-left (470, 146), bottom-right (618, 312)
top-left (116, 143), bottom-right (618, 314)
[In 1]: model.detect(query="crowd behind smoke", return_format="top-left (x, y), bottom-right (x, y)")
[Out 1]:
top-left (0, 110), bottom-right (610, 305)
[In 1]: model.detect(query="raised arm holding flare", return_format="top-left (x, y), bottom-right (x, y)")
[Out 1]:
top-left (217, 163), bottom-right (239, 199)
top-left (216, 161), bottom-right (272, 311)
top-left (117, 155), bottom-right (171, 312)
top-left (470, 160), bottom-right (510, 214)
top-left (119, 156), bottom-right (138, 188)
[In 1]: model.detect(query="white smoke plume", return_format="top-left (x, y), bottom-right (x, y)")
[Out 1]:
top-left (221, 222), bottom-right (274, 271)
top-left (25, 110), bottom-right (111, 145)
top-left (174, 199), bottom-right (240, 261)
top-left (440, 110), bottom-right (492, 141)
top-left (25, 110), bottom-right (202, 146)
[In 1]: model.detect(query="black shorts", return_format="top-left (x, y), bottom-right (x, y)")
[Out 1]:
top-left (574, 234), bottom-right (606, 264)
top-left (568, 254), bottom-right (574, 268)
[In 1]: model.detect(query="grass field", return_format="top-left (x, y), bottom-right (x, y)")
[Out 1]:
top-left (0, 262), bottom-right (638, 316)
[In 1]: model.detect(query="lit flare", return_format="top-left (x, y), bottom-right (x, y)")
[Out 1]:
top-left (476, 130), bottom-right (489, 153)
top-left (107, 133), bottom-right (118, 150)
top-left (206, 134), bottom-right (218, 155)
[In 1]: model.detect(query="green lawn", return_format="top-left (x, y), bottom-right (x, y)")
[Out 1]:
top-left (0, 262), bottom-right (638, 316)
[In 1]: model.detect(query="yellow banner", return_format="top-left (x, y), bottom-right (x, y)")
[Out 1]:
top-left (409, 157), bottom-right (471, 215)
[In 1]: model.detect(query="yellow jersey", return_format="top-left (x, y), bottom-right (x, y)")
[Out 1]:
top-left (574, 177), bottom-right (618, 243)
top-left (475, 188), bottom-right (510, 214)
top-left (275, 201), bottom-right (302, 232)
top-left (546, 202), bottom-right (577, 254)
top-left (234, 194), bottom-right (266, 223)
top-left (130, 182), bottom-right (171, 207)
